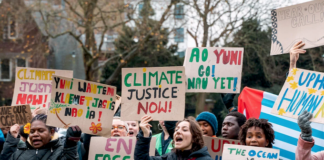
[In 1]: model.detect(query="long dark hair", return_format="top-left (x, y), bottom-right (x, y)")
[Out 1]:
top-left (172, 118), bottom-right (204, 153)
top-left (239, 118), bottom-right (274, 148)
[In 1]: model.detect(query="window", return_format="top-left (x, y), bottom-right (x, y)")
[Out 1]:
top-left (174, 4), bottom-right (184, 19)
top-left (175, 28), bottom-right (184, 42)
top-left (0, 59), bottom-right (11, 81)
top-left (16, 58), bottom-right (27, 67)
top-left (138, 3), bottom-right (143, 18)
top-left (178, 51), bottom-right (185, 58)
top-left (3, 16), bottom-right (18, 39)
top-left (125, 4), bottom-right (134, 19)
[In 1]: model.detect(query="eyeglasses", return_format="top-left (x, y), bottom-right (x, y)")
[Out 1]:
top-left (111, 125), bottom-right (126, 130)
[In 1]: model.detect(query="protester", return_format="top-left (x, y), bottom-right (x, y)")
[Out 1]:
top-left (0, 114), bottom-right (81, 160)
top-left (222, 112), bottom-right (246, 140)
top-left (295, 111), bottom-right (324, 159)
top-left (0, 129), bottom-right (4, 153)
top-left (239, 118), bottom-right (274, 148)
top-left (152, 120), bottom-right (177, 156)
top-left (111, 117), bottom-right (129, 137)
top-left (126, 121), bottom-right (139, 137)
top-left (1, 127), bottom-right (10, 138)
top-left (135, 115), bottom-right (213, 160)
top-left (196, 111), bottom-right (218, 137)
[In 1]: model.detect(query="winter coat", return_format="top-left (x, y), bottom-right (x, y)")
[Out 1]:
top-left (296, 136), bottom-right (324, 160)
top-left (0, 131), bottom-right (78, 160)
top-left (135, 131), bottom-right (212, 160)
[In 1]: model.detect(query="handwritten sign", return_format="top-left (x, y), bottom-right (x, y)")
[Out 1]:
top-left (12, 67), bottom-right (73, 111)
top-left (46, 75), bottom-right (117, 137)
top-left (121, 67), bottom-right (185, 121)
top-left (184, 47), bottom-right (244, 93)
top-left (272, 68), bottom-right (324, 123)
top-left (203, 137), bottom-right (240, 160)
top-left (0, 105), bottom-right (32, 127)
top-left (222, 144), bottom-right (280, 160)
top-left (270, 0), bottom-right (324, 55)
top-left (88, 137), bottom-right (157, 160)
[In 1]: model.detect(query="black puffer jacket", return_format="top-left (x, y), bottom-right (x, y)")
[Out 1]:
top-left (135, 131), bottom-right (212, 160)
top-left (0, 132), bottom-right (78, 160)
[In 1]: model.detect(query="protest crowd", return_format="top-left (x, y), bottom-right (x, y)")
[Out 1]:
top-left (1, 1), bottom-right (324, 160)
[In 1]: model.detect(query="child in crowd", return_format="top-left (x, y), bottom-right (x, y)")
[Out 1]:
top-left (239, 118), bottom-right (275, 148)
top-left (196, 111), bottom-right (218, 137)
top-left (135, 115), bottom-right (212, 160)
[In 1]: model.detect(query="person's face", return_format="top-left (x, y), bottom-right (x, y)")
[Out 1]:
top-left (126, 121), bottom-right (139, 137)
top-left (159, 120), bottom-right (167, 131)
top-left (198, 121), bottom-right (214, 137)
top-left (111, 119), bottom-right (128, 137)
top-left (1, 127), bottom-right (10, 137)
top-left (222, 116), bottom-right (240, 139)
top-left (245, 127), bottom-right (269, 147)
top-left (174, 121), bottom-right (192, 150)
top-left (29, 121), bottom-right (54, 149)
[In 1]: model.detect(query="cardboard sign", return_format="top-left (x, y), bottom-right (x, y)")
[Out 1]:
top-left (272, 68), bottom-right (324, 123)
top-left (46, 75), bottom-right (116, 137)
top-left (222, 144), bottom-right (280, 160)
top-left (203, 137), bottom-right (240, 160)
top-left (88, 137), bottom-right (157, 160)
top-left (121, 67), bottom-right (186, 121)
top-left (270, 0), bottom-right (324, 55)
top-left (0, 105), bottom-right (32, 127)
top-left (183, 47), bottom-right (244, 93)
top-left (12, 67), bottom-right (73, 111)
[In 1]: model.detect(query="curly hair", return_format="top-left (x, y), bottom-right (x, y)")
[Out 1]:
top-left (172, 118), bottom-right (204, 153)
top-left (226, 112), bottom-right (246, 127)
top-left (239, 118), bottom-right (274, 148)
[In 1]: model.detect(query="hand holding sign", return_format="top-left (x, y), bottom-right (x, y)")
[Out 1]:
top-left (289, 41), bottom-right (306, 70)
top-left (139, 115), bottom-right (153, 138)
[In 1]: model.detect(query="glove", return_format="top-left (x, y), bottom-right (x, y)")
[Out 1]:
top-left (65, 125), bottom-right (82, 148)
top-left (297, 111), bottom-right (313, 142)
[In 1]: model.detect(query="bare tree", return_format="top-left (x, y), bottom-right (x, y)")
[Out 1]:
top-left (184, 0), bottom-right (274, 115)
top-left (28, 0), bottom-right (180, 82)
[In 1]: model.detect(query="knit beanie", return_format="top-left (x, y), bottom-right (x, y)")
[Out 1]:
top-left (196, 112), bottom-right (218, 135)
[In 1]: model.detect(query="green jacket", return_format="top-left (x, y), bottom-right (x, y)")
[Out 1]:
top-left (152, 133), bottom-right (173, 156)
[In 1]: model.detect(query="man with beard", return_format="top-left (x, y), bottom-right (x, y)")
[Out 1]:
top-left (111, 117), bottom-right (129, 137)
top-left (196, 112), bottom-right (218, 137)
top-left (222, 112), bottom-right (246, 140)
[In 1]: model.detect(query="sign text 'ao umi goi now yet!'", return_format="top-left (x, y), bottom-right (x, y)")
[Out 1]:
top-left (184, 47), bottom-right (244, 93)
top-left (121, 67), bottom-right (185, 121)
top-left (12, 67), bottom-right (73, 111)
top-left (46, 75), bottom-right (116, 137)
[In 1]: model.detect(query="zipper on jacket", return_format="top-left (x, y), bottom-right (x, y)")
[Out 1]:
top-left (36, 149), bottom-right (38, 154)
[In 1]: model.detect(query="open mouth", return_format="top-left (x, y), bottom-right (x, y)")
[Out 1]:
top-left (112, 134), bottom-right (120, 137)
top-left (129, 131), bottom-right (134, 136)
top-left (32, 140), bottom-right (42, 145)
top-left (222, 133), bottom-right (228, 137)
top-left (175, 137), bottom-right (183, 143)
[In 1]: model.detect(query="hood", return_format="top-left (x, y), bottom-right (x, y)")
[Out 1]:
top-left (189, 146), bottom-right (211, 158)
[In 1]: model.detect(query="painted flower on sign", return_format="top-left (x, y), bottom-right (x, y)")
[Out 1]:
top-left (89, 122), bottom-right (102, 134)
top-left (50, 108), bottom-right (62, 114)
top-left (24, 123), bottom-right (30, 134)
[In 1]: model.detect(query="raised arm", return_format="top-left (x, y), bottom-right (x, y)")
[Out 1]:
top-left (60, 126), bottom-right (82, 160)
top-left (289, 41), bottom-right (305, 70)
top-left (0, 124), bottom-right (20, 160)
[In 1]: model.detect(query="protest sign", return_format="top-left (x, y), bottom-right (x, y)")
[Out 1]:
top-left (203, 136), bottom-right (240, 160)
top-left (222, 144), bottom-right (280, 160)
top-left (272, 68), bottom-right (324, 123)
top-left (184, 47), bottom-right (244, 93)
top-left (270, 0), bottom-right (324, 55)
top-left (88, 137), bottom-right (156, 160)
top-left (121, 67), bottom-right (185, 121)
top-left (12, 67), bottom-right (73, 111)
top-left (46, 75), bottom-right (116, 137)
top-left (0, 105), bottom-right (32, 127)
